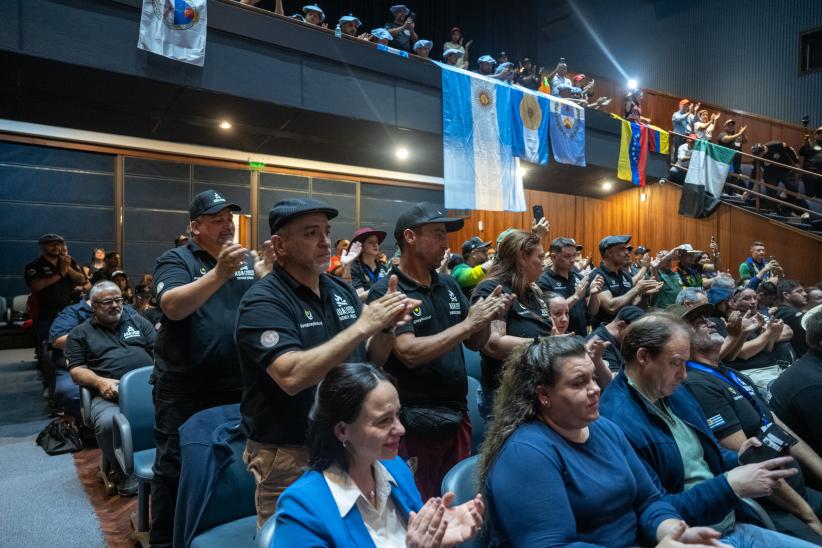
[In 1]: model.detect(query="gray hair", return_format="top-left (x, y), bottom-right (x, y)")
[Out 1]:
top-left (806, 309), bottom-right (822, 350)
top-left (675, 287), bottom-right (706, 305)
top-left (89, 281), bottom-right (120, 302)
top-left (712, 275), bottom-right (736, 290)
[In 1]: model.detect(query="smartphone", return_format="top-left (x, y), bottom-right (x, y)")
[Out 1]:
top-left (739, 423), bottom-right (797, 465)
top-left (407, 12), bottom-right (415, 21)
top-left (532, 204), bottom-right (544, 223)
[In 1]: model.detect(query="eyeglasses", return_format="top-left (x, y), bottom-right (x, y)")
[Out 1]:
top-left (94, 297), bottom-right (124, 307)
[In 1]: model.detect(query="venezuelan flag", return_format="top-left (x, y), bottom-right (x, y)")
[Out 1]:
top-left (647, 124), bottom-right (670, 155)
top-left (617, 119), bottom-right (649, 187)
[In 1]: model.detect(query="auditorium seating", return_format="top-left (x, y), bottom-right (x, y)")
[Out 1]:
top-left (256, 517), bottom-right (276, 548)
top-left (463, 347), bottom-right (481, 381)
top-left (440, 455), bottom-right (481, 548)
top-left (111, 366), bottom-right (156, 535)
top-left (80, 385), bottom-right (116, 495)
top-left (466, 376), bottom-right (486, 454)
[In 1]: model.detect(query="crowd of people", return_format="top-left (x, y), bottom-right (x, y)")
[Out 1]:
top-left (20, 184), bottom-right (822, 547)
top-left (667, 99), bottom-right (822, 217)
top-left (236, 1), bottom-right (613, 106)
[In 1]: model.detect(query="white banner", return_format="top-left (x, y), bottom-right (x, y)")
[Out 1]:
top-left (137, 0), bottom-right (207, 67)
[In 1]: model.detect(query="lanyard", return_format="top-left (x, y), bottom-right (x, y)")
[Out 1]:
top-left (748, 258), bottom-right (769, 279)
top-left (687, 361), bottom-right (771, 427)
top-left (363, 262), bottom-right (383, 285)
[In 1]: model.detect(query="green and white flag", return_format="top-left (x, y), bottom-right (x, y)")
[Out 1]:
top-left (679, 140), bottom-right (736, 218)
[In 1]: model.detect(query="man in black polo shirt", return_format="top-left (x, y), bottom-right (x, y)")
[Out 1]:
top-left (588, 235), bottom-right (660, 327)
top-left (149, 189), bottom-right (259, 547)
top-left (24, 233), bottom-right (87, 351)
top-left (65, 281), bottom-right (155, 496)
top-left (585, 305), bottom-right (645, 373)
top-left (368, 202), bottom-right (510, 499)
top-left (236, 198), bottom-right (415, 527)
top-left (679, 303), bottom-right (822, 542)
top-left (772, 306), bottom-right (822, 457)
top-left (538, 237), bottom-right (604, 336)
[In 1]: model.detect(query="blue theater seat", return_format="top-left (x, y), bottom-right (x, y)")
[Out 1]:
top-left (111, 365), bottom-right (155, 533)
top-left (466, 376), bottom-right (485, 454)
top-left (441, 455), bottom-right (481, 548)
top-left (463, 346), bottom-right (481, 381)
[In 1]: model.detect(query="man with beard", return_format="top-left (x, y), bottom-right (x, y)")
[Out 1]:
top-left (681, 304), bottom-right (822, 544)
top-left (384, 5), bottom-right (417, 53)
top-left (149, 190), bottom-right (260, 546)
top-left (25, 233), bottom-right (87, 351)
top-left (235, 198), bottom-right (417, 527)
top-left (601, 313), bottom-right (814, 548)
top-left (65, 281), bottom-right (155, 496)
top-left (367, 202), bottom-right (510, 499)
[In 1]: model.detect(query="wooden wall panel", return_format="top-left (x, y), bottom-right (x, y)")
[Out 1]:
top-left (447, 183), bottom-right (822, 285)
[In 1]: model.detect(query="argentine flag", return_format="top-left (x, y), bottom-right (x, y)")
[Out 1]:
top-left (440, 64), bottom-right (526, 212)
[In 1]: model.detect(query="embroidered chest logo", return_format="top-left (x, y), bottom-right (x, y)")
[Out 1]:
top-left (299, 308), bottom-right (323, 329)
top-left (333, 294), bottom-right (357, 322)
top-left (447, 289), bottom-right (462, 315)
top-left (234, 263), bottom-right (254, 280)
top-left (123, 326), bottom-right (141, 340)
top-left (304, 309), bottom-right (314, 320)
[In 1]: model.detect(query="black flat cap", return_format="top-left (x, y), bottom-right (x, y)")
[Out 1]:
top-left (394, 202), bottom-right (464, 242)
top-left (189, 189), bottom-right (241, 220)
top-left (598, 235), bottom-right (632, 256)
top-left (269, 198), bottom-right (338, 234)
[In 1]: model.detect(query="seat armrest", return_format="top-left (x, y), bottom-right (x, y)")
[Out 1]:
top-left (80, 386), bottom-right (93, 428)
top-left (112, 412), bottom-right (134, 475)
top-left (740, 497), bottom-right (776, 530)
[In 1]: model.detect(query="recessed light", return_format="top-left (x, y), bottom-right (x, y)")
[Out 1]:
top-left (602, 181), bottom-right (613, 191)
top-left (395, 147), bottom-right (409, 160)
top-left (627, 79), bottom-right (638, 90)
top-left (218, 120), bottom-right (232, 130)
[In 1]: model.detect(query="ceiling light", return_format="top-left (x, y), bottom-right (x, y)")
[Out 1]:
top-left (395, 146), bottom-right (409, 160)
top-left (218, 120), bottom-right (232, 130)
top-left (627, 79), bottom-right (638, 90)
top-left (602, 181), bottom-right (613, 191)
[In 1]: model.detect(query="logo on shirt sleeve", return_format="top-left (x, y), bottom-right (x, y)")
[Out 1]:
top-left (260, 330), bottom-right (279, 348)
top-left (156, 281), bottom-right (165, 293)
top-left (707, 414), bottom-right (726, 430)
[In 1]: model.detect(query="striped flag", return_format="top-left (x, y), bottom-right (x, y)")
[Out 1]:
top-left (617, 119), bottom-right (649, 187)
top-left (647, 124), bottom-right (670, 155)
top-left (679, 140), bottom-right (736, 218)
top-left (439, 63), bottom-right (525, 212)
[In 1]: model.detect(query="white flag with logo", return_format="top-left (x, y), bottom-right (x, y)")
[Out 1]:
top-left (137, 0), bottom-right (207, 67)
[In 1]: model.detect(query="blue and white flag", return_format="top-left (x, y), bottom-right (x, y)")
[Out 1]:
top-left (439, 63), bottom-right (526, 212)
top-left (138, 0), bottom-right (207, 67)
top-left (510, 88), bottom-right (551, 165)
top-left (549, 96), bottom-right (586, 166)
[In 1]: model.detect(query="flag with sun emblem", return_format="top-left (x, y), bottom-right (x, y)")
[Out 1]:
top-left (548, 96), bottom-right (586, 166)
top-left (138, 0), bottom-right (207, 66)
top-left (439, 63), bottom-right (525, 212)
top-left (510, 89), bottom-right (551, 165)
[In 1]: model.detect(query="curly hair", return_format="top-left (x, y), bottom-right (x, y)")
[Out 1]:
top-left (477, 336), bottom-right (587, 490)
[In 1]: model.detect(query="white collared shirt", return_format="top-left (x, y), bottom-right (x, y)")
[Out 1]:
top-left (323, 461), bottom-right (407, 548)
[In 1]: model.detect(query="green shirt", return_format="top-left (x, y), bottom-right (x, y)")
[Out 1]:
top-left (627, 376), bottom-right (736, 534)
top-left (654, 269), bottom-right (683, 309)
top-left (451, 262), bottom-right (486, 293)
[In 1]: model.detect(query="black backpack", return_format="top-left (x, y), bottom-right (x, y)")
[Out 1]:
top-left (36, 418), bottom-right (83, 455)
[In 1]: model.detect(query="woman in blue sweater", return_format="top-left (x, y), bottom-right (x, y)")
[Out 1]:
top-left (271, 362), bottom-right (484, 547)
top-left (478, 336), bottom-right (725, 547)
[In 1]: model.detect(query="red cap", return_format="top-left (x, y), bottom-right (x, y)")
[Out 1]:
top-left (679, 98), bottom-right (690, 106)
top-left (687, 133), bottom-right (698, 140)
top-left (572, 74), bottom-right (586, 82)
top-left (449, 26), bottom-right (461, 35)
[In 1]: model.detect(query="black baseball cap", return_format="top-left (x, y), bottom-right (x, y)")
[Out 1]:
top-left (38, 233), bottom-right (65, 245)
top-left (189, 189), bottom-right (241, 220)
top-left (462, 236), bottom-right (492, 254)
top-left (394, 202), bottom-right (464, 241)
top-left (269, 198), bottom-right (339, 234)
top-left (616, 305), bottom-right (645, 323)
top-left (598, 235), bottom-right (632, 257)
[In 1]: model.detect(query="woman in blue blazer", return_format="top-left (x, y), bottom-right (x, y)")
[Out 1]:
top-left (270, 362), bottom-right (483, 547)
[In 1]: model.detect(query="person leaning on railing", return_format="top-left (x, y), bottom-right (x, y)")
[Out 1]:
top-left (799, 126), bottom-right (822, 199)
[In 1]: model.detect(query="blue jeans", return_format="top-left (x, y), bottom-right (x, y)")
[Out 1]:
top-left (722, 523), bottom-right (817, 547)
